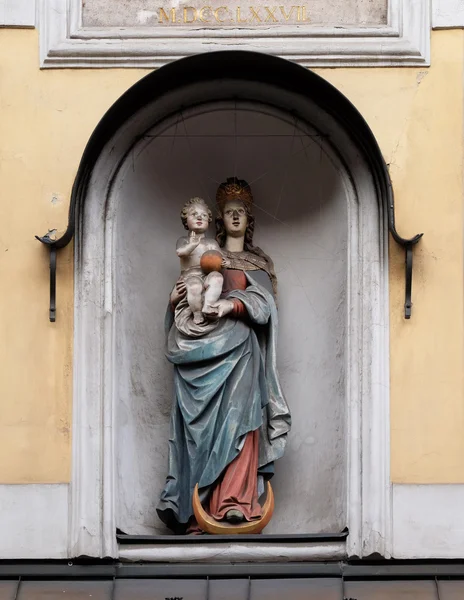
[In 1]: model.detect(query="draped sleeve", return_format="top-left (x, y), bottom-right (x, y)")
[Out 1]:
top-left (222, 269), bottom-right (249, 319)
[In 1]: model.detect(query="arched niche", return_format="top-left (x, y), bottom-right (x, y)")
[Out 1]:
top-left (113, 101), bottom-right (349, 537)
top-left (70, 53), bottom-right (390, 560)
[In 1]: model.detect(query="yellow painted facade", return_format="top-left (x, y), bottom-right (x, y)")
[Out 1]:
top-left (0, 28), bottom-right (462, 484)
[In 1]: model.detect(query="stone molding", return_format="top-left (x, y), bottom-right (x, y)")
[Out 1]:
top-left (0, 484), bottom-right (68, 558)
top-left (39, 0), bottom-right (430, 68)
top-left (432, 0), bottom-right (464, 29)
top-left (393, 485), bottom-right (464, 558)
top-left (0, 0), bottom-right (35, 27)
top-left (119, 542), bottom-right (347, 562)
top-left (71, 83), bottom-right (392, 558)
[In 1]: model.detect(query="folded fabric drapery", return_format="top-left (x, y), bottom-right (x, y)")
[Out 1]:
top-left (157, 272), bottom-right (291, 533)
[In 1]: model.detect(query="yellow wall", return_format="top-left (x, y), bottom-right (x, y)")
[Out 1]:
top-left (319, 32), bottom-right (464, 483)
top-left (0, 28), bottom-right (462, 484)
top-left (0, 29), bottom-right (145, 483)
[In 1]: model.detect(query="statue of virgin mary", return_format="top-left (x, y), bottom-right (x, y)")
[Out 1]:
top-left (157, 177), bottom-right (291, 533)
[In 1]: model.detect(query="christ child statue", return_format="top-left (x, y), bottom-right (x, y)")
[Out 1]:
top-left (176, 197), bottom-right (224, 325)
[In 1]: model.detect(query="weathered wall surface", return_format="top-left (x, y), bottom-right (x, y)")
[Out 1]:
top-left (0, 28), bottom-right (462, 485)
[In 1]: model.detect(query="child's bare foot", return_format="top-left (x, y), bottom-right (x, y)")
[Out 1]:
top-left (193, 311), bottom-right (205, 325)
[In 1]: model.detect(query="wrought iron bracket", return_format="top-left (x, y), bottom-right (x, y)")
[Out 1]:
top-left (404, 243), bottom-right (414, 319)
top-left (49, 245), bottom-right (57, 322)
top-left (36, 232), bottom-right (66, 322)
top-left (388, 203), bottom-right (423, 319)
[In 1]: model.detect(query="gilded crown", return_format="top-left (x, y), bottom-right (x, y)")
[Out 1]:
top-left (216, 177), bottom-right (253, 211)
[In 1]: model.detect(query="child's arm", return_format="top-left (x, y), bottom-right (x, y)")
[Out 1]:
top-left (176, 233), bottom-right (201, 257)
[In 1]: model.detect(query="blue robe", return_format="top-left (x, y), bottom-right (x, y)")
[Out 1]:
top-left (157, 271), bottom-right (291, 532)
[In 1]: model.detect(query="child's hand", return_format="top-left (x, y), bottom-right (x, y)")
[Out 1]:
top-left (189, 231), bottom-right (201, 247)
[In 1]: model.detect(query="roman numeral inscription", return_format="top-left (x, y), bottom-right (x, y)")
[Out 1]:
top-left (157, 5), bottom-right (310, 24)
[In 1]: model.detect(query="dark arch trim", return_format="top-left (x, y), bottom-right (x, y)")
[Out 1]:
top-left (36, 51), bottom-right (422, 321)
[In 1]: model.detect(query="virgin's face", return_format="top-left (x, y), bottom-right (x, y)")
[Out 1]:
top-left (222, 200), bottom-right (248, 238)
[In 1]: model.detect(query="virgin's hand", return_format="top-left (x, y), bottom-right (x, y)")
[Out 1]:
top-left (208, 299), bottom-right (235, 318)
top-left (170, 280), bottom-right (187, 306)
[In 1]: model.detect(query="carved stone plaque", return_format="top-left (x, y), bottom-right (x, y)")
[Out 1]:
top-left (41, 0), bottom-right (429, 68)
top-left (82, 0), bottom-right (387, 28)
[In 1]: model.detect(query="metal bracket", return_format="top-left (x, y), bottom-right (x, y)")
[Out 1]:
top-left (36, 189), bottom-right (77, 322)
top-left (36, 232), bottom-right (62, 322)
top-left (404, 244), bottom-right (414, 319)
top-left (49, 246), bottom-right (57, 322)
top-left (388, 200), bottom-right (423, 319)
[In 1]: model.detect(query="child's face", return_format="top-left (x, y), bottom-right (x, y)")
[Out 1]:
top-left (186, 204), bottom-right (210, 233)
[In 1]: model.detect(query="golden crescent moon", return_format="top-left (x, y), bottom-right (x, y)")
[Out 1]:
top-left (192, 481), bottom-right (275, 534)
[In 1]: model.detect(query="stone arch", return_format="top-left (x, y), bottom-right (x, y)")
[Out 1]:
top-left (65, 51), bottom-right (400, 559)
